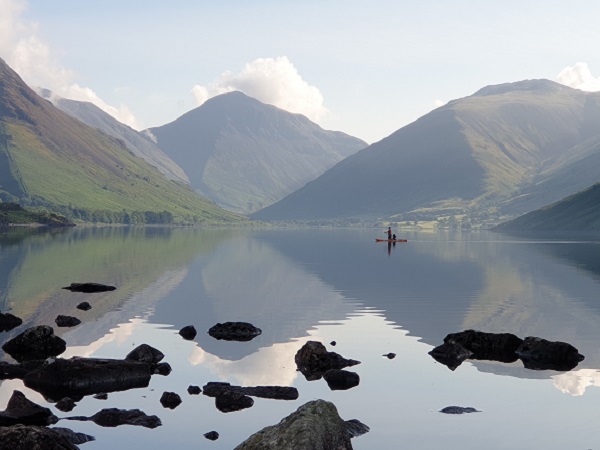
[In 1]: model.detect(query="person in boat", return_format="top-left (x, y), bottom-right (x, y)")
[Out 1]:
top-left (385, 227), bottom-right (392, 240)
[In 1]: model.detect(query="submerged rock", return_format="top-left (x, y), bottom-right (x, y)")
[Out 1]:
top-left (202, 382), bottom-right (299, 400)
top-left (0, 312), bottom-right (22, 332)
top-left (24, 357), bottom-right (152, 401)
top-left (0, 390), bottom-right (58, 426)
top-left (2, 325), bottom-right (66, 362)
top-left (383, 352), bottom-right (396, 359)
top-left (179, 325), bottom-right (197, 340)
top-left (160, 392), bottom-right (182, 409)
top-left (439, 406), bottom-right (480, 414)
top-left (76, 302), bottom-right (92, 311)
top-left (323, 369), bottom-right (360, 391)
top-left (62, 282), bottom-right (116, 293)
top-left (234, 399), bottom-right (366, 450)
top-left (443, 330), bottom-right (523, 363)
top-left (295, 341), bottom-right (360, 380)
top-left (208, 322), bottom-right (262, 341)
top-left (66, 408), bottom-right (162, 429)
top-left (429, 341), bottom-right (474, 371)
top-left (55, 315), bottom-right (81, 328)
top-left (516, 336), bottom-right (585, 371)
top-left (0, 424), bottom-right (79, 450)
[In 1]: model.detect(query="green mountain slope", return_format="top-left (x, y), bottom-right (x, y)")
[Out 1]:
top-left (148, 91), bottom-right (367, 214)
top-left (494, 183), bottom-right (600, 231)
top-left (39, 91), bottom-right (189, 184)
top-left (252, 80), bottom-right (600, 222)
top-left (0, 58), bottom-right (241, 224)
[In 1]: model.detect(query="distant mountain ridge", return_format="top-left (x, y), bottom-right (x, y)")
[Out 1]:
top-left (0, 57), bottom-right (241, 224)
top-left (495, 183), bottom-right (600, 231)
top-left (148, 91), bottom-right (367, 214)
top-left (252, 79), bottom-right (600, 222)
top-left (38, 90), bottom-right (189, 184)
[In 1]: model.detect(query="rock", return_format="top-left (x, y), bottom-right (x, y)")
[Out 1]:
top-left (76, 301), bottom-right (92, 311)
top-left (0, 424), bottom-right (79, 450)
top-left (51, 427), bottom-right (95, 445)
top-left (2, 325), bottom-right (66, 362)
top-left (234, 399), bottom-right (362, 450)
top-left (24, 357), bottom-right (152, 401)
top-left (62, 282), bottom-right (116, 293)
top-left (439, 406), bottom-right (480, 414)
top-left (93, 393), bottom-right (108, 400)
top-left (295, 341), bottom-right (360, 380)
top-left (187, 385), bottom-right (201, 395)
top-left (516, 336), bottom-right (585, 371)
top-left (0, 390), bottom-right (58, 426)
top-left (0, 361), bottom-right (31, 380)
top-left (202, 382), bottom-right (299, 400)
top-left (179, 325), bottom-right (197, 340)
top-left (345, 419), bottom-right (370, 438)
top-left (428, 341), bottom-right (474, 371)
top-left (125, 344), bottom-right (164, 365)
top-left (383, 353), bottom-right (396, 359)
top-left (214, 391), bottom-right (254, 413)
top-left (66, 408), bottom-right (162, 428)
top-left (55, 315), bottom-right (81, 328)
top-left (0, 312), bottom-right (22, 332)
top-left (55, 397), bottom-right (77, 412)
top-left (160, 392), bottom-right (182, 409)
top-left (443, 329), bottom-right (523, 363)
top-left (204, 431), bottom-right (219, 441)
top-left (208, 322), bottom-right (262, 341)
top-left (153, 362), bottom-right (172, 376)
top-left (323, 369), bottom-right (360, 391)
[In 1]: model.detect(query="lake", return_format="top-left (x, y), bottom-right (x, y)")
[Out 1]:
top-left (1, 226), bottom-right (600, 449)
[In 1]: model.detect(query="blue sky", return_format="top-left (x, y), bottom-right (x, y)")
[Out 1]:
top-left (2, 0), bottom-right (600, 143)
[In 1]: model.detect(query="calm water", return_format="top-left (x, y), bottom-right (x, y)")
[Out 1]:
top-left (2, 227), bottom-right (600, 449)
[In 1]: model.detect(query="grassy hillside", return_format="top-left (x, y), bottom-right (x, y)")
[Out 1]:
top-left (253, 80), bottom-right (600, 223)
top-left (494, 183), bottom-right (600, 231)
top-left (0, 58), bottom-right (242, 225)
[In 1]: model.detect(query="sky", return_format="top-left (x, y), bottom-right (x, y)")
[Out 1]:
top-left (1, 0), bottom-right (600, 144)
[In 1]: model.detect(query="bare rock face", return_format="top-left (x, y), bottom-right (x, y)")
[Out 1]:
top-left (2, 325), bottom-right (66, 362)
top-left (234, 399), bottom-right (357, 450)
top-left (0, 424), bottom-right (79, 450)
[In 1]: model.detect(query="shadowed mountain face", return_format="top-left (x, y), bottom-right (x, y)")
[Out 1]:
top-left (147, 91), bottom-right (367, 214)
top-left (40, 91), bottom-right (189, 184)
top-left (252, 79), bottom-right (600, 221)
top-left (0, 58), bottom-right (240, 224)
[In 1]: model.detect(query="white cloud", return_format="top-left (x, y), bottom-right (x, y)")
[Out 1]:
top-left (0, 0), bottom-right (140, 129)
top-left (556, 62), bottom-right (600, 91)
top-left (192, 56), bottom-right (328, 123)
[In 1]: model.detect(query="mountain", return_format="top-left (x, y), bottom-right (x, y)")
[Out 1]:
top-left (147, 91), bottom-right (367, 214)
top-left (0, 58), bottom-right (241, 224)
top-left (494, 182), bottom-right (600, 231)
top-left (252, 80), bottom-right (600, 222)
top-left (38, 90), bottom-right (189, 184)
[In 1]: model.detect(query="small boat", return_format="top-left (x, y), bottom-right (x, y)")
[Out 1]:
top-left (375, 238), bottom-right (408, 243)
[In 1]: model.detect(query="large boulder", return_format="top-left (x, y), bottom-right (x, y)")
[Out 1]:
top-left (0, 390), bottom-right (58, 426)
top-left (295, 341), bottom-right (360, 380)
top-left (516, 336), bottom-right (585, 371)
top-left (0, 425), bottom-right (78, 450)
top-left (234, 399), bottom-right (365, 450)
top-left (443, 330), bottom-right (523, 363)
top-left (2, 325), bottom-right (66, 362)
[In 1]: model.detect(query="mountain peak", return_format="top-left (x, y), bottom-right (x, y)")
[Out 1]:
top-left (473, 79), bottom-right (569, 97)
